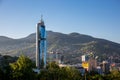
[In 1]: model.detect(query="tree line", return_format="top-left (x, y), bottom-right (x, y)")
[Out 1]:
top-left (0, 54), bottom-right (120, 80)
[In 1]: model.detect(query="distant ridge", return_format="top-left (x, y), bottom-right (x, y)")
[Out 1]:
top-left (0, 31), bottom-right (120, 63)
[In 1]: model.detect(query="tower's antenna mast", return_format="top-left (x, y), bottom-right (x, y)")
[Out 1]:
top-left (41, 14), bottom-right (43, 21)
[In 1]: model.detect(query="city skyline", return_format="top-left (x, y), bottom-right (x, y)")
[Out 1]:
top-left (0, 0), bottom-right (120, 43)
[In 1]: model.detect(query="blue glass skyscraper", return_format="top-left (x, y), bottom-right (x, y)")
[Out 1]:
top-left (36, 18), bottom-right (47, 69)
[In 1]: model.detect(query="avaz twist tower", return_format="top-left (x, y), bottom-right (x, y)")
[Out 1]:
top-left (36, 17), bottom-right (47, 69)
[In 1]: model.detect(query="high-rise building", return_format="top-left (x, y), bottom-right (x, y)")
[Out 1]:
top-left (36, 17), bottom-right (47, 69)
top-left (88, 58), bottom-right (97, 72)
top-left (102, 61), bottom-right (110, 74)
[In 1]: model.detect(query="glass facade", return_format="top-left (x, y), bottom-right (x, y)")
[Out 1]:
top-left (38, 24), bottom-right (47, 68)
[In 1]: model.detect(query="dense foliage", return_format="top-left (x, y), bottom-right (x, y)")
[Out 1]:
top-left (0, 55), bottom-right (120, 80)
top-left (10, 55), bottom-right (35, 80)
top-left (38, 62), bottom-right (82, 80)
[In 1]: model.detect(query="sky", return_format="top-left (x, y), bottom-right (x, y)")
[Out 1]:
top-left (0, 0), bottom-right (120, 43)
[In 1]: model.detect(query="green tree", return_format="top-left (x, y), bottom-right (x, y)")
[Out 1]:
top-left (38, 62), bottom-right (82, 80)
top-left (110, 69), bottom-right (120, 80)
top-left (89, 74), bottom-right (104, 80)
top-left (10, 54), bottom-right (35, 80)
top-left (0, 55), bottom-right (17, 80)
top-left (62, 66), bottom-right (82, 80)
top-left (46, 62), bottom-right (59, 70)
top-left (0, 68), bottom-right (4, 80)
top-left (103, 69), bottom-right (120, 80)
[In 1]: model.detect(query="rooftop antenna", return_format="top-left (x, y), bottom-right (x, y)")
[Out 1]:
top-left (40, 14), bottom-right (44, 25)
top-left (41, 14), bottom-right (43, 21)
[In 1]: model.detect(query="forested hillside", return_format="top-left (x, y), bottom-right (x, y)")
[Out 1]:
top-left (0, 31), bottom-right (120, 63)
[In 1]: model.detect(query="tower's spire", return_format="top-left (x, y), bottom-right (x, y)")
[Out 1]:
top-left (40, 14), bottom-right (44, 24)
top-left (41, 14), bottom-right (43, 21)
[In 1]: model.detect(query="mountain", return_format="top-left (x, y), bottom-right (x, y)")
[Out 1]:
top-left (0, 31), bottom-right (120, 64)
